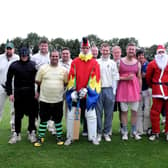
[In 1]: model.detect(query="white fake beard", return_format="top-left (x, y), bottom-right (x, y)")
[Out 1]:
top-left (155, 54), bottom-right (168, 70)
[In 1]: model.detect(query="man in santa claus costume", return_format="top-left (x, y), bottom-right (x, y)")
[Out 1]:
top-left (146, 45), bottom-right (168, 141)
top-left (64, 37), bottom-right (101, 145)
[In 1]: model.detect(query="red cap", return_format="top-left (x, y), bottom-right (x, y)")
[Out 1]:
top-left (157, 45), bottom-right (165, 54)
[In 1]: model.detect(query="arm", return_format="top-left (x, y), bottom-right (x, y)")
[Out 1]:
top-left (112, 62), bottom-right (119, 95)
top-left (5, 64), bottom-right (15, 101)
top-left (146, 61), bottom-right (154, 88)
top-left (137, 62), bottom-right (142, 92)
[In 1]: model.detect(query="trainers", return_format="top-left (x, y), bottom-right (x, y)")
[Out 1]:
top-left (104, 134), bottom-right (111, 142)
top-left (92, 138), bottom-right (99, 145)
top-left (64, 138), bottom-right (72, 146)
top-left (122, 132), bottom-right (128, 141)
top-left (8, 132), bottom-right (21, 144)
top-left (28, 130), bottom-right (37, 143)
top-left (34, 137), bottom-right (44, 147)
top-left (56, 137), bottom-right (64, 145)
top-left (97, 134), bottom-right (102, 142)
top-left (82, 132), bottom-right (88, 137)
top-left (130, 132), bottom-right (142, 140)
top-left (149, 134), bottom-right (159, 141)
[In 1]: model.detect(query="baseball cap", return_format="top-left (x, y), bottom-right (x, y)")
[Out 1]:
top-left (5, 42), bottom-right (14, 49)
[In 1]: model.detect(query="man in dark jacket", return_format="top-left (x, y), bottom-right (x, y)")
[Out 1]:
top-left (6, 47), bottom-right (38, 144)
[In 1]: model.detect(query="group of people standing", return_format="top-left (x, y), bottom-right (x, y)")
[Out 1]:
top-left (0, 37), bottom-right (168, 147)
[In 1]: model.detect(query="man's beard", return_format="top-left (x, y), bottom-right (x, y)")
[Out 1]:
top-left (155, 54), bottom-right (168, 69)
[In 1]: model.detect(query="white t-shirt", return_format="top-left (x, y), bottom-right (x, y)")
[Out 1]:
top-left (31, 52), bottom-right (50, 70)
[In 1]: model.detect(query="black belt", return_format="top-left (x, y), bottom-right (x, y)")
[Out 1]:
top-left (152, 82), bottom-right (168, 86)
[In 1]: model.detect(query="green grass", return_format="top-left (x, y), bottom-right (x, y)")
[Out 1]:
top-left (0, 101), bottom-right (168, 168)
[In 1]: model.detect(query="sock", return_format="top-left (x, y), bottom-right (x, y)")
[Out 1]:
top-left (131, 125), bottom-right (136, 134)
top-left (123, 125), bottom-right (127, 133)
top-left (55, 122), bottom-right (63, 138)
top-left (38, 121), bottom-right (47, 138)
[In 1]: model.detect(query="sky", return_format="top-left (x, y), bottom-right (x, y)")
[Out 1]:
top-left (0, 0), bottom-right (168, 47)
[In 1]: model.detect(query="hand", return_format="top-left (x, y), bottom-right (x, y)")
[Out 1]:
top-left (126, 74), bottom-right (134, 80)
top-left (9, 95), bottom-right (14, 102)
top-left (79, 88), bottom-right (87, 99)
top-left (34, 92), bottom-right (39, 99)
top-left (113, 89), bottom-right (116, 96)
top-left (71, 91), bottom-right (78, 102)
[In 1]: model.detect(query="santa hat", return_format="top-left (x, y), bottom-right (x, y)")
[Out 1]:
top-left (81, 37), bottom-right (90, 47)
top-left (157, 45), bottom-right (166, 54)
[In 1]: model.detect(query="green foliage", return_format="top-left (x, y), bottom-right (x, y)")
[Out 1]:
top-left (1, 32), bottom-right (168, 60)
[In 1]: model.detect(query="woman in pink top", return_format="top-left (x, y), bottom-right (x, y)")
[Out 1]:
top-left (116, 43), bottom-right (142, 141)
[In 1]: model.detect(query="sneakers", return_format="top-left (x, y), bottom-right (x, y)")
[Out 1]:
top-left (122, 132), bottom-right (128, 141)
top-left (104, 134), bottom-right (111, 142)
top-left (8, 132), bottom-right (21, 144)
top-left (97, 134), bottom-right (102, 142)
top-left (149, 134), bottom-right (159, 141)
top-left (34, 137), bottom-right (45, 147)
top-left (28, 130), bottom-right (37, 143)
top-left (56, 137), bottom-right (64, 145)
top-left (92, 138), bottom-right (99, 145)
top-left (64, 138), bottom-right (73, 146)
top-left (130, 132), bottom-right (142, 140)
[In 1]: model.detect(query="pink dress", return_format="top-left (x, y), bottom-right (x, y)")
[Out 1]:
top-left (116, 59), bottom-right (141, 102)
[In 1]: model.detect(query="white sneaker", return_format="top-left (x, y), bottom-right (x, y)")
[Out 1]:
top-left (131, 132), bottom-right (142, 140)
top-left (64, 138), bottom-right (72, 146)
top-left (28, 130), bottom-right (37, 143)
top-left (104, 134), bottom-right (111, 142)
top-left (92, 138), bottom-right (99, 145)
top-left (122, 132), bottom-right (128, 141)
top-left (149, 134), bottom-right (159, 141)
top-left (8, 132), bottom-right (21, 144)
top-left (97, 134), bottom-right (102, 142)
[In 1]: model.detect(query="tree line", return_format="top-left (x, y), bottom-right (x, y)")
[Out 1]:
top-left (1, 32), bottom-right (168, 60)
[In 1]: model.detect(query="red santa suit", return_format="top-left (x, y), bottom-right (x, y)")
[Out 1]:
top-left (146, 46), bottom-right (168, 134)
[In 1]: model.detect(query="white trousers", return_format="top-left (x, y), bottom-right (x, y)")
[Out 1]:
top-left (136, 89), bottom-right (151, 134)
top-left (0, 86), bottom-right (15, 129)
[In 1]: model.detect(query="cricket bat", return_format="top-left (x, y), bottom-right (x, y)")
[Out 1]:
top-left (73, 101), bottom-right (81, 140)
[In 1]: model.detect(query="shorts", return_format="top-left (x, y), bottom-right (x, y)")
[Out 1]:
top-left (120, 101), bottom-right (139, 112)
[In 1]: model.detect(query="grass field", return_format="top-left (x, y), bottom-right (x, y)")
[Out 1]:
top-left (0, 101), bottom-right (168, 168)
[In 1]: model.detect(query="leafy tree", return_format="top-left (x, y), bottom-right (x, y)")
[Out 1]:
top-left (119, 37), bottom-right (139, 56)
